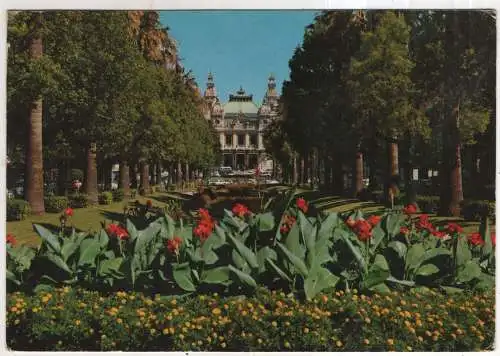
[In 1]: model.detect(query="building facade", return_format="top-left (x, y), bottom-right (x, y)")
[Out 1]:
top-left (203, 73), bottom-right (280, 171)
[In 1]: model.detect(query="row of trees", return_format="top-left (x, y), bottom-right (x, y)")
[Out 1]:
top-left (7, 11), bottom-right (219, 214)
top-left (265, 10), bottom-right (495, 216)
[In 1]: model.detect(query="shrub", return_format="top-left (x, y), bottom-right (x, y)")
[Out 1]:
top-left (44, 196), bottom-right (69, 213)
top-left (68, 194), bottom-right (89, 209)
top-left (112, 189), bottom-right (125, 202)
top-left (71, 169), bottom-right (84, 182)
top-left (415, 195), bottom-right (440, 214)
top-left (461, 200), bottom-right (495, 222)
top-left (6, 288), bottom-right (495, 352)
top-left (7, 199), bottom-right (31, 221)
top-left (98, 191), bottom-right (113, 205)
top-left (130, 189), bottom-right (137, 198)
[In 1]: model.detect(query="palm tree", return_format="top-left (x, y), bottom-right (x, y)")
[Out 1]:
top-left (25, 11), bottom-right (45, 215)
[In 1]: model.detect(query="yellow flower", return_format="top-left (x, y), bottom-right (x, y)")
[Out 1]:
top-left (179, 334), bottom-right (184, 340)
top-left (197, 340), bottom-right (203, 346)
top-left (163, 328), bottom-right (169, 335)
top-left (336, 340), bottom-right (343, 347)
top-left (272, 321), bottom-right (278, 327)
top-left (387, 339), bottom-right (394, 346)
top-left (129, 295), bottom-right (135, 300)
top-left (10, 307), bottom-right (18, 313)
top-left (206, 336), bottom-right (212, 343)
top-left (304, 327), bottom-right (309, 333)
top-left (212, 308), bottom-right (221, 316)
top-left (150, 329), bottom-right (156, 335)
top-left (478, 335), bottom-right (485, 342)
top-left (169, 327), bottom-right (175, 334)
top-left (363, 339), bottom-right (370, 345)
top-left (75, 320), bottom-right (81, 326)
top-left (284, 341), bottom-right (291, 348)
top-left (407, 346), bottom-right (413, 351)
top-left (42, 296), bottom-right (50, 303)
top-left (171, 299), bottom-right (177, 306)
top-left (416, 320), bottom-right (423, 327)
top-left (364, 317), bottom-right (371, 324)
top-left (417, 336), bottom-right (423, 342)
top-left (117, 318), bottom-right (123, 324)
top-left (221, 342), bottom-right (227, 348)
top-left (432, 335), bottom-right (438, 341)
top-left (145, 299), bottom-right (153, 306)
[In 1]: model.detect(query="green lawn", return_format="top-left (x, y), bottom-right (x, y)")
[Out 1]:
top-left (7, 188), bottom-right (488, 247)
top-left (7, 193), bottom-right (189, 247)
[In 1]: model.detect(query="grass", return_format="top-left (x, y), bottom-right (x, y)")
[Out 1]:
top-left (8, 187), bottom-right (490, 247)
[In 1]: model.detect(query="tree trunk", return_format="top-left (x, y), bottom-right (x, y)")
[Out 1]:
top-left (156, 161), bottom-right (162, 188)
top-left (119, 159), bottom-right (130, 197)
top-left (85, 143), bottom-right (98, 205)
top-left (57, 160), bottom-right (67, 196)
top-left (353, 150), bottom-right (364, 197)
top-left (177, 161), bottom-right (182, 185)
top-left (130, 163), bottom-right (138, 189)
top-left (292, 155), bottom-right (298, 185)
top-left (449, 141), bottom-right (463, 216)
top-left (385, 138), bottom-right (400, 203)
top-left (185, 162), bottom-right (190, 183)
top-left (25, 19), bottom-right (45, 214)
top-left (140, 160), bottom-right (150, 195)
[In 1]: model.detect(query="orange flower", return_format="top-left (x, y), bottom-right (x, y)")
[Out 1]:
top-left (166, 236), bottom-right (183, 254)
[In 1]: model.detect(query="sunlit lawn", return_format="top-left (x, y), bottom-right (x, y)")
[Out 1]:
top-left (7, 187), bottom-right (488, 247)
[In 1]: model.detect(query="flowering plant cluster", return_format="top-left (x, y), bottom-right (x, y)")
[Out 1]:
top-left (166, 236), bottom-right (183, 256)
top-left (193, 208), bottom-right (215, 243)
top-left (345, 215), bottom-right (381, 242)
top-left (106, 224), bottom-right (129, 241)
top-left (232, 203), bottom-right (251, 218)
top-left (6, 287), bottom-right (495, 352)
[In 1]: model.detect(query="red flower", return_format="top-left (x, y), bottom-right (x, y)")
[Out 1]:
top-left (106, 224), bottom-right (129, 241)
top-left (166, 236), bottom-right (183, 254)
top-left (199, 208), bottom-right (211, 221)
top-left (194, 219), bottom-right (214, 242)
top-left (296, 198), bottom-right (309, 213)
top-left (446, 223), bottom-right (463, 234)
top-left (468, 232), bottom-right (485, 246)
top-left (432, 230), bottom-right (447, 239)
top-left (64, 207), bottom-right (74, 217)
top-left (491, 232), bottom-right (496, 246)
top-left (6, 233), bottom-right (17, 246)
top-left (280, 224), bottom-right (289, 234)
top-left (367, 215), bottom-right (381, 227)
top-left (400, 226), bottom-right (410, 235)
top-left (416, 214), bottom-right (434, 232)
top-left (146, 200), bottom-right (153, 208)
top-left (353, 219), bottom-right (372, 242)
top-left (232, 203), bottom-right (250, 218)
top-left (346, 218), bottom-right (356, 228)
top-left (403, 204), bottom-right (417, 215)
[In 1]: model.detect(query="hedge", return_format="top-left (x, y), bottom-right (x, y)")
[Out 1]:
top-left (7, 199), bottom-right (31, 221)
top-left (6, 287), bottom-right (494, 352)
top-left (461, 200), bottom-right (495, 222)
top-left (98, 191), bottom-right (113, 205)
top-left (68, 194), bottom-right (89, 208)
top-left (44, 196), bottom-right (69, 213)
top-left (112, 189), bottom-right (125, 202)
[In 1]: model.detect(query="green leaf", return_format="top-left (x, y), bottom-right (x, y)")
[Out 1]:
top-left (61, 240), bottom-right (79, 262)
top-left (227, 234), bottom-right (258, 270)
top-left (369, 282), bottom-right (391, 294)
top-left (256, 246), bottom-right (277, 274)
top-left (201, 266), bottom-right (230, 285)
top-left (383, 213), bottom-right (404, 237)
top-left (256, 212), bottom-right (275, 231)
top-left (362, 255), bottom-right (390, 289)
top-left (456, 237), bottom-right (472, 267)
top-left (172, 262), bottom-right (196, 292)
top-left (284, 220), bottom-right (306, 261)
top-left (370, 224), bottom-right (386, 253)
top-left (405, 243), bottom-right (425, 273)
top-left (78, 239), bottom-right (101, 268)
top-left (416, 263), bottom-right (440, 276)
top-left (228, 264), bottom-right (257, 288)
top-left (277, 242), bottom-right (309, 277)
top-left (46, 253), bottom-right (72, 275)
top-left (340, 232), bottom-right (367, 274)
top-left (386, 275), bottom-right (415, 287)
top-left (34, 224), bottom-right (61, 253)
top-left (6, 270), bottom-right (20, 285)
top-left (440, 286), bottom-right (464, 294)
top-left (135, 221), bottom-right (161, 254)
top-left (317, 212), bottom-right (339, 239)
top-left (304, 266), bottom-right (339, 300)
top-left (266, 257), bottom-right (292, 282)
top-left (98, 257), bottom-right (124, 278)
top-left (456, 260), bottom-right (481, 283)
top-left (98, 229), bottom-right (109, 249)
top-left (126, 219), bottom-right (139, 242)
top-left (388, 241), bottom-right (407, 260)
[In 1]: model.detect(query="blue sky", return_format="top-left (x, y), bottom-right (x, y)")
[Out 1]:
top-left (159, 11), bottom-right (317, 105)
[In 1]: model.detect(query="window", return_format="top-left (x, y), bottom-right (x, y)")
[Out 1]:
top-left (238, 135), bottom-right (245, 146)
top-left (250, 135), bottom-right (258, 146)
top-left (225, 135), bottom-right (232, 146)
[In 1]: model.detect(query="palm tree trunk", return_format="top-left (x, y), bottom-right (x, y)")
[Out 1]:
top-left (353, 149), bottom-right (364, 197)
top-left (140, 160), bottom-right (150, 195)
top-left (85, 142), bottom-right (98, 205)
top-left (119, 159), bottom-right (130, 197)
top-left (25, 13), bottom-right (45, 214)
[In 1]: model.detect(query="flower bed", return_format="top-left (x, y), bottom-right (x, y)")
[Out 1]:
top-left (6, 287), bottom-right (495, 351)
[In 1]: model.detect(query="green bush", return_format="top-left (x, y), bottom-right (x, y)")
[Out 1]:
top-left (6, 288), bottom-right (495, 351)
top-left (71, 169), bottom-right (84, 182)
top-left (98, 191), bottom-right (113, 205)
top-left (112, 189), bottom-right (125, 202)
top-left (44, 196), bottom-right (69, 213)
top-left (415, 195), bottom-right (440, 214)
top-left (68, 194), bottom-right (89, 209)
top-left (461, 200), bottom-right (495, 222)
top-left (6, 199), bottom-right (31, 221)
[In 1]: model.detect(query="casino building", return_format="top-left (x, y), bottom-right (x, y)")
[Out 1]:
top-left (202, 73), bottom-right (280, 171)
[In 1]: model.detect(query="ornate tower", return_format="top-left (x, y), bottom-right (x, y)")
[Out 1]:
top-left (203, 72), bottom-right (219, 120)
top-left (265, 74), bottom-right (279, 107)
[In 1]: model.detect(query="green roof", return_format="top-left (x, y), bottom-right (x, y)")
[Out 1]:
top-left (223, 101), bottom-right (259, 115)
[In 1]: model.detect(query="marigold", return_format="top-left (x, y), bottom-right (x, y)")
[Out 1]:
top-left (212, 308), bottom-right (221, 316)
